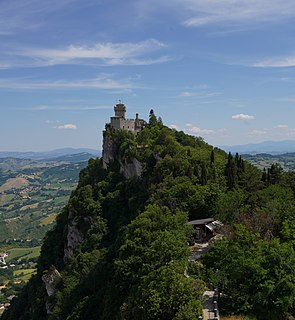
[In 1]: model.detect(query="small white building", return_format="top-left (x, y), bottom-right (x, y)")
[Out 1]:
top-left (0, 253), bottom-right (8, 265)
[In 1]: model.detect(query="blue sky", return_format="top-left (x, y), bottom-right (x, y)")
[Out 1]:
top-left (2, 0), bottom-right (295, 151)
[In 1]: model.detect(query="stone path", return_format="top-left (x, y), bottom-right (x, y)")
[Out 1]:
top-left (202, 290), bottom-right (219, 320)
top-left (188, 237), bottom-right (221, 320)
top-left (189, 242), bottom-right (211, 261)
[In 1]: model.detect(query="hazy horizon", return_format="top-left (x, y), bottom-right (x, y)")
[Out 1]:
top-left (1, 139), bottom-right (295, 154)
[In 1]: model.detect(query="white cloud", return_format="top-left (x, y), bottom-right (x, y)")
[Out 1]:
top-left (232, 113), bottom-right (255, 120)
top-left (46, 120), bottom-right (60, 124)
top-left (187, 126), bottom-right (214, 135)
top-left (4, 39), bottom-right (170, 68)
top-left (166, 0), bottom-right (295, 28)
top-left (275, 124), bottom-right (289, 129)
top-left (249, 129), bottom-right (267, 136)
top-left (180, 91), bottom-right (195, 97)
top-left (253, 55), bottom-right (295, 68)
top-left (0, 0), bottom-right (80, 35)
top-left (169, 124), bottom-right (179, 130)
top-left (178, 88), bottom-right (222, 102)
top-left (0, 75), bottom-right (137, 91)
top-left (169, 123), bottom-right (214, 135)
top-left (56, 124), bottom-right (77, 130)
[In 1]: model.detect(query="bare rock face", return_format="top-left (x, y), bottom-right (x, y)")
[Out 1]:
top-left (102, 132), bottom-right (116, 169)
top-left (45, 301), bottom-right (53, 315)
top-left (119, 158), bottom-right (143, 179)
top-left (42, 268), bottom-right (62, 315)
top-left (42, 268), bottom-right (62, 297)
top-left (102, 131), bottom-right (143, 179)
top-left (64, 208), bottom-right (84, 261)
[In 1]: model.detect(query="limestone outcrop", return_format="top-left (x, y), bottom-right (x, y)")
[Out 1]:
top-left (64, 208), bottom-right (84, 261)
top-left (42, 268), bottom-right (62, 297)
top-left (119, 157), bottom-right (143, 179)
top-left (102, 131), bottom-right (143, 179)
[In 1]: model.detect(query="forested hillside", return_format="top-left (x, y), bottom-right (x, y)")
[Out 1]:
top-left (3, 114), bottom-right (295, 320)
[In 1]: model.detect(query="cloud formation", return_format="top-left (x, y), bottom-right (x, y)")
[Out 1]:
top-left (275, 124), bottom-right (289, 129)
top-left (167, 0), bottom-right (295, 27)
top-left (249, 129), bottom-right (267, 136)
top-left (186, 123), bottom-right (214, 135)
top-left (169, 124), bottom-right (179, 130)
top-left (0, 0), bottom-right (80, 35)
top-left (253, 55), bottom-right (295, 67)
top-left (56, 124), bottom-right (77, 130)
top-left (0, 75), bottom-right (137, 91)
top-left (180, 91), bottom-right (195, 97)
top-left (232, 113), bottom-right (255, 120)
top-left (3, 39), bottom-right (169, 68)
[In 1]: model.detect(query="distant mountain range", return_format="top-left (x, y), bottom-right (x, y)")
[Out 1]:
top-left (219, 140), bottom-right (295, 155)
top-left (0, 148), bottom-right (101, 161)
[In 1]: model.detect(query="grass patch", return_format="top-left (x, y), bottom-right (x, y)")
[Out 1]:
top-left (40, 214), bottom-right (57, 225)
top-left (0, 177), bottom-right (29, 192)
top-left (7, 246), bottom-right (41, 262)
top-left (0, 194), bottom-right (14, 204)
top-left (13, 268), bottom-right (36, 282)
top-left (20, 202), bottom-right (39, 211)
top-left (52, 196), bottom-right (69, 204)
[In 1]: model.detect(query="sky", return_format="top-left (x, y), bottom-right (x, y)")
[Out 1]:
top-left (2, 0), bottom-right (295, 151)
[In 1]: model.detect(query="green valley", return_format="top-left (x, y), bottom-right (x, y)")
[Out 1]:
top-left (242, 152), bottom-right (295, 171)
top-left (0, 154), bottom-right (94, 244)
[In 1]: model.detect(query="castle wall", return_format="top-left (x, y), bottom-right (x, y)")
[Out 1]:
top-left (110, 117), bottom-right (135, 131)
top-left (120, 119), bottom-right (135, 131)
top-left (110, 117), bottom-right (121, 130)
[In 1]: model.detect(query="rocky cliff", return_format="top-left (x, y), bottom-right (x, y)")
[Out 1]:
top-left (102, 130), bottom-right (143, 179)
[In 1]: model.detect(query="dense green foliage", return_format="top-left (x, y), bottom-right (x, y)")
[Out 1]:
top-left (204, 159), bottom-right (295, 319)
top-left (3, 116), bottom-right (295, 320)
top-left (204, 225), bottom-right (295, 320)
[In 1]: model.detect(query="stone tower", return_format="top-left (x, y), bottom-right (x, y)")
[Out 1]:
top-left (114, 102), bottom-right (126, 118)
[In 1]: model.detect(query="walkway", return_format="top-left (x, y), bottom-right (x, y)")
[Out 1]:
top-left (202, 290), bottom-right (219, 320)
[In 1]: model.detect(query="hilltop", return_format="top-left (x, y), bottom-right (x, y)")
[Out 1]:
top-left (2, 110), bottom-right (295, 320)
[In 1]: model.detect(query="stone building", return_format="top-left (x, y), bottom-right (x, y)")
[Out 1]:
top-left (0, 252), bottom-right (8, 265)
top-left (109, 102), bottom-right (146, 133)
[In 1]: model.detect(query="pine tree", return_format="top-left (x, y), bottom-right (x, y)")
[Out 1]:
top-left (210, 148), bottom-right (215, 167)
top-left (226, 152), bottom-right (238, 190)
top-left (262, 167), bottom-right (267, 182)
top-left (201, 163), bottom-right (208, 185)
